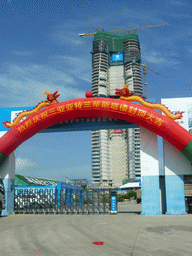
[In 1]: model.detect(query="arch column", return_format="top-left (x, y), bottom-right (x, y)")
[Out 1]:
top-left (0, 132), bottom-right (15, 215)
top-left (140, 126), bottom-right (161, 215)
top-left (163, 139), bottom-right (191, 215)
top-left (0, 151), bottom-right (15, 216)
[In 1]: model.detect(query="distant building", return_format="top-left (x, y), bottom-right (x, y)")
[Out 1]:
top-left (91, 30), bottom-right (143, 187)
top-left (161, 97), bottom-right (192, 132)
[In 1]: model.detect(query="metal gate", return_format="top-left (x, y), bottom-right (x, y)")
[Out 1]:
top-left (14, 188), bottom-right (113, 214)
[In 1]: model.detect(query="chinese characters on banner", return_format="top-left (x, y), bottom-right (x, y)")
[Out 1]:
top-left (17, 100), bottom-right (164, 133)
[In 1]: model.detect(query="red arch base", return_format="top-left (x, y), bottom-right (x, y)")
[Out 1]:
top-left (0, 97), bottom-right (192, 163)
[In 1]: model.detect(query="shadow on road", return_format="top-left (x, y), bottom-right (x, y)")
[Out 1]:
top-left (118, 211), bottom-right (141, 214)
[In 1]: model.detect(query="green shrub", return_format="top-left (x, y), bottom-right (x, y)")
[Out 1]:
top-left (126, 191), bottom-right (137, 199)
top-left (117, 197), bottom-right (124, 202)
top-left (117, 194), bottom-right (125, 202)
top-left (122, 193), bottom-right (129, 199)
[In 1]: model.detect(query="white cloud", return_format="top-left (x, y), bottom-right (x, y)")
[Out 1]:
top-left (51, 54), bottom-right (92, 83)
top-left (16, 157), bottom-right (39, 170)
top-left (165, 12), bottom-right (191, 18)
top-left (14, 51), bottom-right (33, 56)
top-left (169, 52), bottom-right (180, 57)
top-left (49, 30), bottom-right (86, 46)
top-left (49, 9), bottom-right (166, 39)
top-left (142, 51), bottom-right (180, 66)
top-left (71, 39), bottom-right (85, 45)
top-left (80, 75), bottom-right (92, 83)
top-left (0, 63), bottom-right (87, 107)
top-left (144, 56), bottom-right (165, 64)
top-left (154, 26), bottom-right (192, 49)
top-left (15, 163), bottom-right (92, 183)
top-left (59, 55), bottom-right (91, 72)
top-left (170, 0), bottom-right (188, 6)
top-left (0, 77), bottom-right (86, 107)
top-left (52, 164), bottom-right (92, 182)
top-left (185, 46), bottom-right (192, 54)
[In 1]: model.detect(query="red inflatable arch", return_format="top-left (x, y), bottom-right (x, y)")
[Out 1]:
top-left (0, 97), bottom-right (192, 164)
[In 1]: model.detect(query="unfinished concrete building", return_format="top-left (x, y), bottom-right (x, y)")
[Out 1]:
top-left (91, 31), bottom-right (142, 187)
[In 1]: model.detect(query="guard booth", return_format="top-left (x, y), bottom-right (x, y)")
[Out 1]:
top-left (109, 189), bottom-right (117, 214)
top-left (184, 175), bottom-right (192, 213)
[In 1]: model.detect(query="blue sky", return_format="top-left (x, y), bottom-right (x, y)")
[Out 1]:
top-left (0, 0), bottom-right (192, 183)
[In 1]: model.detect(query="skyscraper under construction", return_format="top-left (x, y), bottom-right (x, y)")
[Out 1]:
top-left (91, 30), bottom-right (143, 187)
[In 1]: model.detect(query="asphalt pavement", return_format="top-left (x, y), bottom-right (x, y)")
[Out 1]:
top-left (0, 201), bottom-right (192, 256)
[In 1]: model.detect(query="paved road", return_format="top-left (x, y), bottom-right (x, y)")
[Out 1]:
top-left (0, 201), bottom-right (192, 256)
top-left (118, 200), bottom-right (141, 213)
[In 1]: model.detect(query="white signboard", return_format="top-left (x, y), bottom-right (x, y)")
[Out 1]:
top-left (161, 97), bottom-right (192, 132)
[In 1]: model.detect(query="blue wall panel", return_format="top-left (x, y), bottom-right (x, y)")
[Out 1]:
top-left (2, 178), bottom-right (15, 215)
top-left (165, 175), bottom-right (186, 215)
top-left (141, 175), bottom-right (161, 215)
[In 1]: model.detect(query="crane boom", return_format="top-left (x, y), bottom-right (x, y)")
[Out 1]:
top-left (108, 24), bottom-right (166, 33)
top-left (79, 33), bottom-right (96, 38)
top-left (140, 64), bottom-right (167, 78)
top-left (79, 24), bottom-right (166, 37)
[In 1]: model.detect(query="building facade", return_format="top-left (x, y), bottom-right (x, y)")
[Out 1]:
top-left (91, 31), bottom-right (143, 187)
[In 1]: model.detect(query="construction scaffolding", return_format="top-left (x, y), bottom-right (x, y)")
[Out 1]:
top-left (94, 31), bottom-right (140, 52)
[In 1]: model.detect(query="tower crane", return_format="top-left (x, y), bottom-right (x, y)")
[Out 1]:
top-left (140, 63), bottom-right (167, 98)
top-left (79, 25), bottom-right (167, 98)
top-left (79, 24), bottom-right (166, 38)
